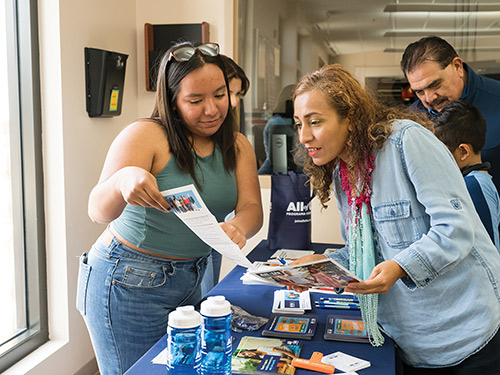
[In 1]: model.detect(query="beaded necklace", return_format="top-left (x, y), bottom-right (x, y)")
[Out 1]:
top-left (339, 152), bottom-right (384, 346)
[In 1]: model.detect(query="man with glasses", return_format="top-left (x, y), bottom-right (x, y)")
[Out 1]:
top-left (401, 35), bottom-right (500, 193)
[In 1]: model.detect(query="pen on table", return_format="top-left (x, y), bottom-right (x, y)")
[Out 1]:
top-left (320, 297), bottom-right (359, 302)
top-left (277, 257), bottom-right (289, 266)
top-left (315, 303), bottom-right (360, 310)
top-left (316, 301), bottom-right (360, 308)
top-left (315, 305), bottom-right (360, 310)
top-left (317, 298), bottom-right (359, 304)
top-left (317, 300), bottom-right (360, 306)
top-left (319, 297), bottom-right (359, 303)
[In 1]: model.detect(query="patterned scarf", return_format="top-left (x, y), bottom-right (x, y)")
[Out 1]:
top-left (339, 153), bottom-right (384, 347)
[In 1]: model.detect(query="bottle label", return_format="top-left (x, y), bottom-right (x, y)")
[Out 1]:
top-left (200, 315), bottom-right (232, 375)
top-left (167, 328), bottom-right (201, 371)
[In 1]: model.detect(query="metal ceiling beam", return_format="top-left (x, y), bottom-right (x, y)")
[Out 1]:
top-left (384, 3), bottom-right (500, 13)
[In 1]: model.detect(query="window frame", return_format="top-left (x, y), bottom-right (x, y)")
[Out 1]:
top-left (0, 0), bottom-right (47, 371)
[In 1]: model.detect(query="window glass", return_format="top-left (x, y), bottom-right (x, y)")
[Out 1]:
top-left (0, 0), bottom-right (47, 370)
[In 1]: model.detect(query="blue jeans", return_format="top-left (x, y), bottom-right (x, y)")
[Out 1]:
top-left (76, 234), bottom-right (207, 375)
top-left (200, 249), bottom-right (222, 297)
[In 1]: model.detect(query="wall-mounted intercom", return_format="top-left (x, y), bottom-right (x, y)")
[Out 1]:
top-left (144, 22), bottom-right (209, 91)
top-left (85, 47), bottom-right (128, 117)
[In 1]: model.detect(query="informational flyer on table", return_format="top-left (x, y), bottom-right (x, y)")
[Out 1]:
top-left (160, 184), bottom-right (253, 268)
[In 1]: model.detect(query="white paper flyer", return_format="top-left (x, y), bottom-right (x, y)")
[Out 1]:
top-left (160, 184), bottom-right (253, 268)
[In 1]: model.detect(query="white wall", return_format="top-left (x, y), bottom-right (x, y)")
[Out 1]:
top-left (333, 50), bottom-right (404, 84)
top-left (3, 1), bottom-right (234, 374)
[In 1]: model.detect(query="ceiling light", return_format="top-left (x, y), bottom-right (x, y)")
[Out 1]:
top-left (384, 46), bottom-right (500, 53)
top-left (384, 30), bottom-right (500, 37)
top-left (384, 3), bottom-right (500, 13)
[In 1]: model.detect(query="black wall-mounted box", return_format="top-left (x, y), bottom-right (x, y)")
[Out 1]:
top-left (144, 22), bottom-right (209, 91)
top-left (85, 47), bottom-right (128, 117)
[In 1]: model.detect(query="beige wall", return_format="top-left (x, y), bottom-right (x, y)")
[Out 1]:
top-left (4, 1), bottom-right (234, 374)
top-left (333, 50), bottom-right (405, 85)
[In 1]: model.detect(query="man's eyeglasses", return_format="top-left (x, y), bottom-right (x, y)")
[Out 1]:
top-left (168, 43), bottom-right (220, 62)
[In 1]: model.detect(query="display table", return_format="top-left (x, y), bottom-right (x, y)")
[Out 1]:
top-left (125, 241), bottom-right (396, 374)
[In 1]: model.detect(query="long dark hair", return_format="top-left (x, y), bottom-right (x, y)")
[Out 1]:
top-left (221, 55), bottom-right (250, 97)
top-left (151, 41), bottom-right (237, 188)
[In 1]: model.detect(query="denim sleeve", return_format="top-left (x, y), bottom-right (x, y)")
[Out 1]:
top-left (392, 125), bottom-right (480, 288)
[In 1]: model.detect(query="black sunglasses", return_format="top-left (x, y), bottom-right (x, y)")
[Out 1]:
top-left (168, 43), bottom-right (220, 62)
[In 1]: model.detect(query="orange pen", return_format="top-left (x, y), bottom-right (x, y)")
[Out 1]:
top-left (291, 351), bottom-right (336, 374)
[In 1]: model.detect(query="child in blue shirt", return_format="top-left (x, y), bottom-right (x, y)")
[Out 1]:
top-left (434, 100), bottom-right (500, 252)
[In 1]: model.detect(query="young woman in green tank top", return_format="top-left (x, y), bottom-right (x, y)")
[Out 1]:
top-left (77, 42), bottom-right (263, 375)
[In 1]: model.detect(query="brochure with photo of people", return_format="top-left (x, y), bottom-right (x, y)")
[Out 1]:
top-left (231, 336), bottom-right (302, 374)
top-left (160, 184), bottom-right (253, 268)
top-left (243, 258), bottom-right (361, 288)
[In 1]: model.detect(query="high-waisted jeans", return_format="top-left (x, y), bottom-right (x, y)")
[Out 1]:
top-left (77, 233), bottom-right (207, 375)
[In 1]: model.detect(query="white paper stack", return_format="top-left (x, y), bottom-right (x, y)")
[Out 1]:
top-left (321, 351), bottom-right (371, 373)
top-left (240, 261), bottom-right (283, 286)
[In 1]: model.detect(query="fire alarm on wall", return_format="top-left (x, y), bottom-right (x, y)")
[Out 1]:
top-left (84, 47), bottom-right (128, 117)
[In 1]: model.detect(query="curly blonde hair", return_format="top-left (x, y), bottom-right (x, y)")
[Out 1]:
top-left (293, 64), bottom-right (432, 208)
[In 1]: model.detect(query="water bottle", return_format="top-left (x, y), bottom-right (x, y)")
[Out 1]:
top-left (200, 296), bottom-right (232, 375)
top-left (167, 305), bottom-right (202, 375)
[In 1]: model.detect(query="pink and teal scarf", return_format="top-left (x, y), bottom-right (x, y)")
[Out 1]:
top-left (340, 153), bottom-right (384, 346)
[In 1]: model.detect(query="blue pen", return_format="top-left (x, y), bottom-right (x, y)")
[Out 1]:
top-left (319, 297), bottom-right (359, 303)
top-left (317, 301), bottom-right (360, 307)
top-left (320, 300), bottom-right (360, 305)
top-left (277, 257), bottom-right (289, 266)
top-left (317, 304), bottom-right (360, 310)
top-left (315, 303), bottom-right (360, 310)
top-left (318, 299), bottom-right (359, 304)
top-left (315, 305), bottom-right (360, 310)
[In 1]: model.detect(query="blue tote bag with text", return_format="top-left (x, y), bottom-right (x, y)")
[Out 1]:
top-left (267, 171), bottom-right (313, 250)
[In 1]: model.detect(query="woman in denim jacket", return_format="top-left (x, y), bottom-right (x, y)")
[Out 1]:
top-left (293, 64), bottom-right (500, 374)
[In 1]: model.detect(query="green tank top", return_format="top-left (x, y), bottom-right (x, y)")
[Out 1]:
top-left (112, 147), bottom-right (237, 257)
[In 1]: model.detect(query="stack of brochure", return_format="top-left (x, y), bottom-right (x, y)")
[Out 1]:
top-left (272, 290), bottom-right (311, 314)
top-left (241, 257), bottom-right (361, 288)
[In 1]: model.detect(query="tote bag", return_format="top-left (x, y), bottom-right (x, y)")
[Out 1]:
top-left (267, 171), bottom-right (314, 250)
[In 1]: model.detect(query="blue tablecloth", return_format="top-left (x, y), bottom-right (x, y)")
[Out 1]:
top-left (125, 241), bottom-right (396, 375)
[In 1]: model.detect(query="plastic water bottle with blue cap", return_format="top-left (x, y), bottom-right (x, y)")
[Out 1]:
top-left (167, 305), bottom-right (202, 375)
top-left (200, 296), bottom-right (232, 375)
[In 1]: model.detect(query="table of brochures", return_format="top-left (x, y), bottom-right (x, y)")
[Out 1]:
top-left (124, 241), bottom-right (396, 375)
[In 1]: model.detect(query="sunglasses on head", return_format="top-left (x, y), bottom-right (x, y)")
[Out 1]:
top-left (168, 43), bottom-right (220, 62)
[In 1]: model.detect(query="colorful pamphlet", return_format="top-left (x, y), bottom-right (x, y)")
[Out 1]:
top-left (262, 314), bottom-right (317, 340)
top-left (231, 336), bottom-right (302, 374)
top-left (244, 258), bottom-right (361, 288)
top-left (323, 313), bottom-right (370, 343)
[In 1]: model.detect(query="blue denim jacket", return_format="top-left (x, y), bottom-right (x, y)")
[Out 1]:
top-left (328, 120), bottom-right (500, 367)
